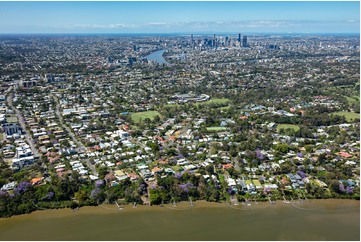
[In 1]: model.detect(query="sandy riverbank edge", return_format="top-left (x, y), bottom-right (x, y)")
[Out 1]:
top-left (0, 199), bottom-right (359, 221)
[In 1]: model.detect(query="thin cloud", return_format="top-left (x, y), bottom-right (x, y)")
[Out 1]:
top-left (345, 19), bottom-right (357, 23)
top-left (69, 23), bottom-right (139, 29)
top-left (54, 19), bottom-right (358, 32)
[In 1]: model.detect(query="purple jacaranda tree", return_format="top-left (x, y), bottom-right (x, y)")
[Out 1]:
top-left (339, 182), bottom-right (346, 193)
top-left (90, 187), bottom-right (102, 199)
top-left (174, 173), bottom-right (182, 179)
top-left (297, 170), bottom-right (306, 179)
top-left (227, 187), bottom-right (235, 195)
top-left (95, 180), bottom-right (105, 187)
top-left (255, 149), bottom-right (264, 160)
top-left (346, 186), bottom-right (353, 194)
top-left (186, 182), bottom-right (195, 189)
top-left (14, 181), bottom-right (32, 194)
top-left (179, 183), bottom-right (189, 193)
top-left (179, 182), bottom-right (195, 193)
top-left (0, 190), bottom-right (9, 197)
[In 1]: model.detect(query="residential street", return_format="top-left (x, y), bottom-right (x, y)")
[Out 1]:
top-left (51, 94), bottom-right (98, 176)
top-left (6, 87), bottom-right (40, 158)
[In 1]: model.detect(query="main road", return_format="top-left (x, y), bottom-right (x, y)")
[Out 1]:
top-left (50, 94), bottom-right (98, 176)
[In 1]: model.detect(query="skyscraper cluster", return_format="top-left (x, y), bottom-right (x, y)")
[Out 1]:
top-left (190, 33), bottom-right (248, 49)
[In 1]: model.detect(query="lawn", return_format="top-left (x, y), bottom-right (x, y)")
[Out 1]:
top-left (131, 111), bottom-right (161, 123)
top-left (245, 180), bottom-right (252, 185)
top-left (277, 124), bottom-right (300, 133)
top-left (332, 111), bottom-right (360, 122)
top-left (200, 98), bottom-right (230, 106)
top-left (219, 174), bottom-right (225, 184)
top-left (252, 180), bottom-right (261, 186)
top-left (206, 127), bottom-right (228, 132)
top-left (204, 98), bottom-right (230, 105)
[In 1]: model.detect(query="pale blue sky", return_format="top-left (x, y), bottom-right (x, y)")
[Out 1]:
top-left (0, 1), bottom-right (359, 33)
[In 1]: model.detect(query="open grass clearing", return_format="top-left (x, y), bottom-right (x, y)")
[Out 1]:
top-left (332, 111), bottom-right (360, 122)
top-left (206, 127), bottom-right (228, 132)
top-left (277, 124), bottom-right (300, 133)
top-left (204, 98), bottom-right (230, 105)
top-left (252, 180), bottom-right (261, 186)
top-left (245, 180), bottom-right (252, 185)
top-left (196, 98), bottom-right (230, 107)
top-left (131, 111), bottom-right (161, 123)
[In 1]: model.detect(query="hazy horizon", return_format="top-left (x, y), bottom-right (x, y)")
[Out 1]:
top-left (0, 1), bottom-right (359, 34)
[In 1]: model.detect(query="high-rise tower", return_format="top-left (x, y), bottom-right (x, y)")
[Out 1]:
top-left (242, 36), bottom-right (248, 48)
top-left (191, 34), bottom-right (194, 49)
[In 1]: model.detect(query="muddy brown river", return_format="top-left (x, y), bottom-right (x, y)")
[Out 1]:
top-left (0, 199), bottom-right (359, 240)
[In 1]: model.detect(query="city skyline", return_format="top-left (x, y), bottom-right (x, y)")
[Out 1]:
top-left (0, 1), bottom-right (359, 34)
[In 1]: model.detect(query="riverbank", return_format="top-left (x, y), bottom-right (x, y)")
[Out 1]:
top-left (0, 199), bottom-right (359, 241)
top-left (1, 198), bottom-right (359, 220)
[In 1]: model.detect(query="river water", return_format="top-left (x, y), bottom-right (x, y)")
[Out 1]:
top-left (145, 49), bottom-right (169, 64)
top-left (0, 199), bottom-right (359, 241)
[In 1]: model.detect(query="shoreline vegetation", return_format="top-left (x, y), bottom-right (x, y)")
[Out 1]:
top-left (0, 198), bottom-right (359, 220)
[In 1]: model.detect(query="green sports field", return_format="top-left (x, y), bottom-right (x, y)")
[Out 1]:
top-left (277, 124), bottom-right (300, 132)
top-left (131, 111), bottom-right (161, 123)
top-left (203, 98), bottom-right (229, 105)
top-left (206, 127), bottom-right (228, 132)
